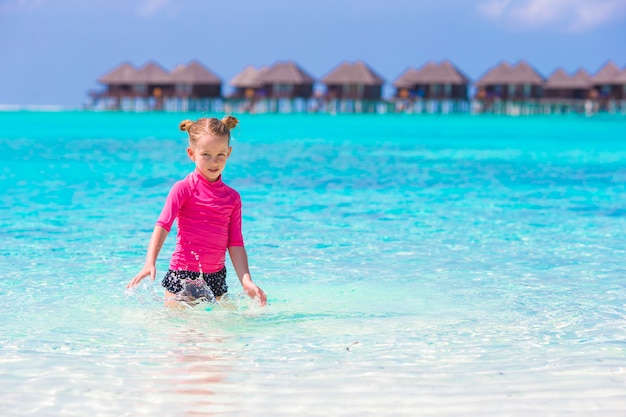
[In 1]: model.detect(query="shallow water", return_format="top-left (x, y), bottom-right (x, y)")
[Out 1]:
top-left (1, 111), bottom-right (625, 416)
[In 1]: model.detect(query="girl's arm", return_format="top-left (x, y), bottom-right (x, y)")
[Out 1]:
top-left (228, 246), bottom-right (267, 306)
top-left (127, 225), bottom-right (169, 288)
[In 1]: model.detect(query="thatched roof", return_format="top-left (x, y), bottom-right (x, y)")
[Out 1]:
top-left (593, 61), bottom-right (622, 84)
top-left (476, 61), bottom-right (511, 86)
top-left (546, 68), bottom-right (592, 89)
top-left (170, 61), bottom-right (221, 84)
top-left (393, 68), bottom-right (420, 88)
top-left (322, 61), bottom-right (385, 86)
top-left (422, 60), bottom-right (469, 84)
top-left (131, 61), bottom-right (171, 84)
top-left (570, 69), bottom-right (594, 87)
top-left (393, 60), bottom-right (469, 87)
top-left (476, 61), bottom-right (543, 86)
top-left (548, 68), bottom-right (576, 89)
top-left (507, 61), bottom-right (544, 84)
top-left (98, 62), bottom-right (137, 84)
top-left (260, 61), bottom-right (315, 84)
top-left (546, 68), bottom-right (570, 87)
top-left (615, 67), bottom-right (626, 83)
top-left (230, 65), bottom-right (269, 88)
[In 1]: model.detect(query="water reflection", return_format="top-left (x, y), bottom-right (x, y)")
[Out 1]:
top-left (160, 322), bottom-right (235, 416)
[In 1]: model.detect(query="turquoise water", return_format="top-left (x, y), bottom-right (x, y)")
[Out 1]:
top-left (1, 111), bottom-right (625, 416)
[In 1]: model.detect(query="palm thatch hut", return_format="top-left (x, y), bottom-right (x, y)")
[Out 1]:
top-left (257, 61), bottom-right (315, 99)
top-left (93, 60), bottom-right (224, 110)
top-left (475, 61), bottom-right (544, 100)
top-left (544, 68), bottom-right (593, 100)
top-left (97, 62), bottom-right (138, 97)
top-left (321, 61), bottom-right (385, 100)
top-left (393, 60), bottom-right (469, 100)
top-left (170, 61), bottom-right (221, 98)
top-left (129, 61), bottom-right (173, 98)
top-left (393, 68), bottom-right (420, 91)
top-left (592, 61), bottom-right (623, 99)
top-left (230, 66), bottom-right (269, 98)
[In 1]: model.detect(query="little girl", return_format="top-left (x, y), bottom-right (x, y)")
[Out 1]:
top-left (127, 116), bottom-right (266, 306)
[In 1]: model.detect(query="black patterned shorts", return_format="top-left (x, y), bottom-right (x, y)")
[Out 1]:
top-left (161, 267), bottom-right (228, 299)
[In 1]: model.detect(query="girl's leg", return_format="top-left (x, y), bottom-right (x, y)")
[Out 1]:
top-left (164, 289), bottom-right (207, 307)
top-left (164, 290), bottom-right (181, 307)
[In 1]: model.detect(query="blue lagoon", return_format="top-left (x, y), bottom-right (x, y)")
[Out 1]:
top-left (1, 111), bottom-right (625, 416)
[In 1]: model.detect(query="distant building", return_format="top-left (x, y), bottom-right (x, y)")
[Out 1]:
top-left (230, 66), bottom-right (269, 98)
top-left (393, 60), bottom-right (470, 100)
top-left (475, 61), bottom-right (544, 100)
top-left (130, 61), bottom-right (173, 99)
top-left (96, 62), bottom-right (137, 98)
top-left (93, 60), bottom-right (222, 110)
top-left (321, 61), bottom-right (385, 100)
top-left (91, 58), bottom-right (624, 114)
top-left (592, 61), bottom-right (623, 100)
top-left (170, 61), bottom-right (222, 98)
top-left (393, 68), bottom-right (419, 96)
top-left (257, 61), bottom-right (315, 99)
top-left (544, 68), bottom-right (592, 100)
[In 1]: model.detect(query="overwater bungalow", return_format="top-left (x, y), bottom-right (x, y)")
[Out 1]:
top-left (393, 60), bottom-right (470, 100)
top-left (592, 61), bottom-right (623, 100)
top-left (258, 61), bottom-right (315, 99)
top-left (393, 68), bottom-right (419, 95)
top-left (96, 62), bottom-right (137, 98)
top-left (131, 61), bottom-right (174, 98)
top-left (544, 68), bottom-right (593, 100)
top-left (542, 68), bottom-right (594, 114)
top-left (229, 65), bottom-right (269, 98)
top-left (475, 61), bottom-right (544, 100)
top-left (590, 61), bottom-right (626, 112)
top-left (162, 61), bottom-right (222, 112)
top-left (321, 61), bottom-right (384, 100)
top-left (225, 61), bottom-right (314, 113)
top-left (89, 58), bottom-right (624, 115)
top-left (92, 60), bottom-right (224, 111)
top-left (170, 60), bottom-right (221, 98)
top-left (94, 61), bottom-right (173, 110)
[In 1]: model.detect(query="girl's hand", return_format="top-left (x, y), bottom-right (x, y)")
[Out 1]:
top-left (243, 282), bottom-right (267, 306)
top-left (126, 264), bottom-right (156, 289)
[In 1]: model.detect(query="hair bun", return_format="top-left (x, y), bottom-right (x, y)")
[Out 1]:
top-left (221, 115), bottom-right (239, 130)
top-left (179, 119), bottom-right (194, 132)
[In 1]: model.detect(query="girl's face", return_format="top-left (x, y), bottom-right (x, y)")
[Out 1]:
top-left (187, 134), bottom-right (232, 182)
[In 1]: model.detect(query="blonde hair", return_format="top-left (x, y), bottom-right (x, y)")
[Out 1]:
top-left (179, 116), bottom-right (239, 146)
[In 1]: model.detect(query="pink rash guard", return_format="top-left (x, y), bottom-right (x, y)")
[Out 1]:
top-left (156, 169), bottom-right (244, 273)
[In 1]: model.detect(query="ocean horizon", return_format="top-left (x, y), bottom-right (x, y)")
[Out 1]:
top-left (1, 111), bottom-right (625, 416)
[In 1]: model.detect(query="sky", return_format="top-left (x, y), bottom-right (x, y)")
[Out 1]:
top-left (0, 0), bottom-right (625, 107)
